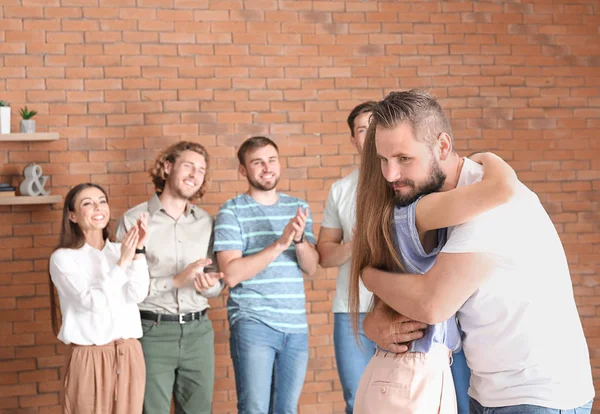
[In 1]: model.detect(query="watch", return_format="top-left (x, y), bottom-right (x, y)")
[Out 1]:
top-left (135, 246), bottom-right (146, 254)
top-left (295, 232), bottom-right (306, 244)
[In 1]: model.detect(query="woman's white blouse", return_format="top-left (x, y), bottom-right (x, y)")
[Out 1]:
top-left (49, 241), bottom-right (150, 346)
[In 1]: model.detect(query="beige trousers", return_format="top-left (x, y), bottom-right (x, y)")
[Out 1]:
top-left (354, 343), bottom-right (457, 414)
top-left (63, 338), bottom-right (146, 414)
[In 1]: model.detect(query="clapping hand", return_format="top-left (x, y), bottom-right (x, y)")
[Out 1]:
top-left (117, 225), bottom-right (139, 269)
top-left (292, 207), bottom-right (309, 243)
top-left (136, 213), bottom-right (148, 250)
top-left (277, 219), bottom-right (297, 250)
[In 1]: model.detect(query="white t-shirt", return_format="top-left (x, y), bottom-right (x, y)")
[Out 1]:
top-left (443, 158), bottom-right (594, 408)
top-left (322, 169), bottom-right (373, 313)
top-left (49, 241), bottom-right (150, 346)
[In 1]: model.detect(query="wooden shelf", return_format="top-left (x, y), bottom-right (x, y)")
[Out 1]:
top-left (0, 195), bottom-right (63, 205)
top-left (0, 132), bottom-right (59, 142)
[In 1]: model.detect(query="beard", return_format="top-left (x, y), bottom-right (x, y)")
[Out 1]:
top-left (248, 174), bottom-right (280, 192)
top-left (392, 159), bottom-right (446, 207)
top-left (174, 186), bottom-right (197, 200)
top-left (168, 175), bottom-right (199, 201)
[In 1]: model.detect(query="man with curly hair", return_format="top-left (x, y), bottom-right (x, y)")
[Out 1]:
top-left (116, 141), bottom-right (224, 414)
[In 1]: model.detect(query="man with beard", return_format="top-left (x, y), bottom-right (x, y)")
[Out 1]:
top-left (116, 141), bottom-right (224, 414)
top-left (353, 148), bottom-right (518, 414)
top-left (214, 136), bottom-right (319, 414)
top-left (351, 90), bottom-right (594, 413)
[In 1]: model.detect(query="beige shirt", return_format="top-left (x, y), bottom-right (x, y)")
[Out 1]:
top-left (116, 193), bottom-right (223, 315)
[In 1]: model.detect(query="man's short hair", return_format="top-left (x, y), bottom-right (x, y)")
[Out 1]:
top-left (347, 101), bottom-right (377, 137)
top-left (371, 89), bottom-right (454, 149)
top-left (237, 136), bottom-right (279, 166)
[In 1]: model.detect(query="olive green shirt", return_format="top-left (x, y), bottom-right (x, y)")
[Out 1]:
top-left (116, 193), bottom-right (223, 315)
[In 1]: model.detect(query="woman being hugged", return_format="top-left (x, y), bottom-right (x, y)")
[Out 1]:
top-left (49, 183), bottom-right (150, 414)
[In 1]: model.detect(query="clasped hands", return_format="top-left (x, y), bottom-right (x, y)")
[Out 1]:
top-left (173, 258), bottom-right (224, 293)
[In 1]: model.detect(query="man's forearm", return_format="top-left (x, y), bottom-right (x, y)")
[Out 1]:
top-left (295, 242), bottom-right (319, 276)
top-left (362, 267), bottom-right (437, 324)
top-left (362, 252), bottom-right (494, 324)
top-left (317, 241), bottom-right (352, 268)
top-left (222, 243), bottom-right (286, 288)
top-left (363, 311), bottom-right (379, 343)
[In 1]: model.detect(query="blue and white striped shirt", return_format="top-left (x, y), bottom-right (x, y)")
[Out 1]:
top-left (213, 193), bottom-right (315, 334)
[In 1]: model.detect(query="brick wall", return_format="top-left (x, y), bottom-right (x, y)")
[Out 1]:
top-left (0, 0), bottom-right (599, 413)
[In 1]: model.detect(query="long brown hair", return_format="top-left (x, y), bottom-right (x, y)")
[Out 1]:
top-left (349, 123), bottom-right (405, 334)
top-left (150, 141), bottom-right (210, 200)
top-left (349, 89), bottom-right (452, 334)
top-left (49, 183), bottom-right (111, 336)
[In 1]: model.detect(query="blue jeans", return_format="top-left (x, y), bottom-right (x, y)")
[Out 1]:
top-left (229, 319), bottom-right (309, 414)
top-left (470, 398), bottom-right (593, 414)
top-left (333, 313), bottom-right (376, 414)
top-left (451, 348), bottom-right (471, 414)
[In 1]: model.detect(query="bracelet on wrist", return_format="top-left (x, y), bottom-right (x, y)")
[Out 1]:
top-left (294, 232), bottom-right (306, 244)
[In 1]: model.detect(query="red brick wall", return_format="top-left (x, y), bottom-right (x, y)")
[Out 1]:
top-left (1, 1), bottom-right (599, 413)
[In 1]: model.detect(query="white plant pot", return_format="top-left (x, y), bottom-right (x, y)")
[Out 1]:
top-left (0, 107), bottom-right (10, 134)
top-left (20, 119), bottom-right (35, 134)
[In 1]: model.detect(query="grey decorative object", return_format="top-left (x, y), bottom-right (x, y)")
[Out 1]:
top-left (19, 106), bottom-right (37, 133)
top-left (20, 164), bottom-right (50, 196)
top-left (20, 119), bottom-right (35, 133)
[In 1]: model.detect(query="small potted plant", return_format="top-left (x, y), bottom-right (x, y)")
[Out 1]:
top-left (0, 101), bottom-right (10, 134)
top-left (19, 106), bottom-right (37, 133)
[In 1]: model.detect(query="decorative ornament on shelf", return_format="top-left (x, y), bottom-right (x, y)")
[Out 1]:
top-left (0, 100), bottom-right (10, 134)
top-left (20, 164), bottom-right (50, 196)
top-left (19, 106), bottom-right (37, 133)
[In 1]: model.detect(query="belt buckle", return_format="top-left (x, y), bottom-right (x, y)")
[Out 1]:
top-left (178, 313), bottom-right (186, 324)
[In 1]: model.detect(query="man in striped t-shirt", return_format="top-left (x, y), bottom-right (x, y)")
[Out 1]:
top-left (214, 136), bottom-right (319, 414)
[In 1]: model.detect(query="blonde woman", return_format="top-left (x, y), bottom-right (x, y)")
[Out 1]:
top-left (49, 183), bottom-right (149, 414)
